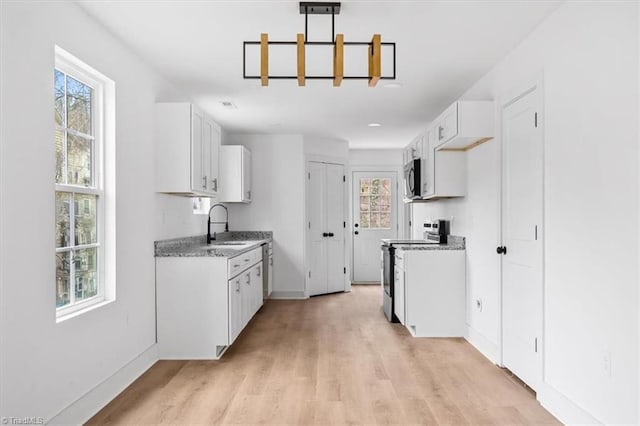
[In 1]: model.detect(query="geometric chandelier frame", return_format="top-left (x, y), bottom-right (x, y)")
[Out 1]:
top-left (242, 2), bottom-right (396, 87)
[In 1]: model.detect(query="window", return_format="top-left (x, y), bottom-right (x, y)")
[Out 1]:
top-left (359, 178), bottom-right (392, 229)
top-left (55, 47), bottom-right (114, 318)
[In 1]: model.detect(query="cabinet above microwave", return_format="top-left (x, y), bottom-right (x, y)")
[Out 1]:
top-left (433, 101), bottom-right (494, 151)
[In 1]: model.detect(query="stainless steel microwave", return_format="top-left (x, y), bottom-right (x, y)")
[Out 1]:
top-left (404, 159), bottom-right (421, 199)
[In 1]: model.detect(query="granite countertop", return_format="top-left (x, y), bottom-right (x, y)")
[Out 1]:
top-left (155, 231), bottom-right (273, 258)
top-left (394, 235), bottom-right (465, 251)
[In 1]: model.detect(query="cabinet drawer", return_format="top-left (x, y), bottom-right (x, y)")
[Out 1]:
top-left (228, 246), bottom-right (262, 277)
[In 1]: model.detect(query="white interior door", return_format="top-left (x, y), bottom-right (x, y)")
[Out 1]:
top-left (307, 161), bottom-right (346, 296)
top-left (501, 85), bottom-right (543, 390)
top-left (326, 164), bottom-right (345, 293)
top-left (352, 172), bottom-right (398, 282)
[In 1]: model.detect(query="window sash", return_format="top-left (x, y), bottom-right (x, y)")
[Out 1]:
top-left (55, 51), bottom-right (107, 318)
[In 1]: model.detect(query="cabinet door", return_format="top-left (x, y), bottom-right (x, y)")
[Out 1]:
top-left (422, 128), bottom-right (436, 197)
top-left (252, 263), bottom-right (263, 313)
top-left (191, 107), bottom-right (206, 192)
top-left (241, 271), bottom-right (252, 328)
top-left (228, 278), bottom-right (242, 344)
top-left (394, 261), bottom-right (405, 325)
top-left (204, 118), bottom-right (220, 195)
top-left (435, 102), bottom-right (459, 147)
top-left (243, 149), bottom-right (251, 201)
top-left (268, 255), bottom-right (273, 297)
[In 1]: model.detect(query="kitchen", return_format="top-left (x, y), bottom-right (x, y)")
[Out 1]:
top-left (1, 1), bottom-right (639, 425)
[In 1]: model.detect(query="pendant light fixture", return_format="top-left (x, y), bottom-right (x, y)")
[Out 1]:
top-left (242, 2), bottom-right (396, 87)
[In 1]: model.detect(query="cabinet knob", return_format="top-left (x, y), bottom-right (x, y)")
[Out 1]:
top-left (354, 231), bottom-right (359, 235)
top-left (496, 246), bottom-right (507, 255)
top-left (202, 176), bottom-right (207, 189)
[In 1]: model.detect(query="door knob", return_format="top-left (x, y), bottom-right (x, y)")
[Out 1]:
top-left (496, 246), bottom-right (507, 255)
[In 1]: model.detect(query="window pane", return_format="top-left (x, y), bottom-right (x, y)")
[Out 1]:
top-left (66, 75), bottom-right (92, 135)
top-left (370, 212), bottom-right (380, 228)
top-left (381, 178), bottom-right (391, 195)
top-left (380, 195), bottom-right (391, 212)
top-left (370, 195), bottom-right (380, 211)
top-left (56, 251), bottom-right (70, 307)
top-left (55, 70), bottom-right (65, 126)
top-left (74, 194), bottom-right (97, 245)
top-left (74, 247), bottom-right (98, 301)
top-left (380, 212), bottom-right (391, 229)
top-left (67, 133), bottom-right (92, 186)
top-left (359, 195), bottom-right (370, 213)
top-left (55, 129), bottom-right (65, 184)
top-left (371, 179), bottom-right (380, 195)
top-left (360, 179), bottom-right (370, 194)
top-left (55, 192), bottom-right (71, 248)
top-left (360, 212), bottom-right (370, 228)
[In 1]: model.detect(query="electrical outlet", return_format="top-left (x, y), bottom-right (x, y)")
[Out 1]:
top-left (602, 350), bottom-right (612, 377)
top-left (476, 299), bottom-right (482, 312)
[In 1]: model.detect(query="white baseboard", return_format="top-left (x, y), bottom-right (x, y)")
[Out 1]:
top-left (464, 325), bottom-right (500, 364)
top-left (48, 344), bottom-right (158, 425)
top-left (269, 290), bottom-right (307, 299)
top-left (537, 382), bottom-right (601, 425)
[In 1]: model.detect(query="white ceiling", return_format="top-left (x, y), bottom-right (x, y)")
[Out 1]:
top-left (77, 0), bottom-right (562, 149)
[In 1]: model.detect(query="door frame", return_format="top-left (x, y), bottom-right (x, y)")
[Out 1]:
top-left (304, 155), bottom-right (348, 298)
top-left (348, 165), bottom-right (406, 284)
top-left (497, 74), bottom-right (545, 386)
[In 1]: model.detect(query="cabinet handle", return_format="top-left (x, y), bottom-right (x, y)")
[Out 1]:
top-left (269, 258), bottom-right (273, 266)
top-left (233, 264), bottom-right (240, 268)
top-left (236, 282), bottom-right (240, 292)
top-left (256, 267), bottom-right (261, 277)
top-left (247, 190), bottom-right (251, 199)
top-left (438, 126), bottom-right (444, 140)
top-left (244, 258), bottom-right (250, 263)
top-left (202, 175), bottom-right (207, 189)
top-left (246, 273), bottom-right (251, 284)
top-left (212, 178), bottom-right (218, 192)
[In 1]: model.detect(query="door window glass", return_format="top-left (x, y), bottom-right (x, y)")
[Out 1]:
top-left (359, 178), bottom-right (391, 229)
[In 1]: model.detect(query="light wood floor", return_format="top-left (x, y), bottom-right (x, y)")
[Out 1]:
top-left (88, 285), bottom-right (559, 425)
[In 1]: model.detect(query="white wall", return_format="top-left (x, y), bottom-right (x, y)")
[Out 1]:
top-left (224, 134), bottom-right (306, 297)
top-left (0, 1), bottom-right (199, 421)
top-left (411, 140), bottom-right (501, 361)
top-left (416, 2), bottom-right (639, 423)
top-left (349, 149), bottom-right (403, 167)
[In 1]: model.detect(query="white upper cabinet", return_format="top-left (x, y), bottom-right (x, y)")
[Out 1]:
top-left (433, 101), bottom-right (494, 150)
top-left (421, 126), bottom-right (466, 199)
top-left (220, 145), bottom-right (252, 203)
top-left (155, 102), bottom-right (220, 197)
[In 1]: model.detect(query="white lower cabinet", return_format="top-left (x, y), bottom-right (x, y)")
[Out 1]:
top-left (394, 252), bottom-right (405, 325)
top-left (395, 248), bottom-right (466, 337)
top-left (156, 245), bottom-right (264, 359)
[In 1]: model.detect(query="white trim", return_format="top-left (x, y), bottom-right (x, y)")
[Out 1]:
top-left (269, 290), bottom-right (307, 299)
top-left (54, 45), bottom-right (116, 319)
top-left (47, 344), bottom-right (158, 425)
top-left (537, 382), bottom-right (600, 425)
top-left (464, 326), bottom-right (500, 365)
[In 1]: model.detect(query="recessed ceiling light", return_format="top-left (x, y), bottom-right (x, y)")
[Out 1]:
top-left (383, 83), bottom-right (402, 89)
top-left (368, 122), bottom-right (382, 127)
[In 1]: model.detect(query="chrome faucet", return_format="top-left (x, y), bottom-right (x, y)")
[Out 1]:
top-left (207, 203), bottom-right (229, 244)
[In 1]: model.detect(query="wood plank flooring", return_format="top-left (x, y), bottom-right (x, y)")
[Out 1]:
top-left (88, 285), bottom-right (559, 425)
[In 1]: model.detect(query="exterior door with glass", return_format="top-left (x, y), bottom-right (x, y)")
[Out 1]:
top-left (352, 172), bottom-right (398, 282)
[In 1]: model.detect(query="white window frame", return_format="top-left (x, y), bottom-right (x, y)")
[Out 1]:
top-left (55, 46), bottom-right (116, 321)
